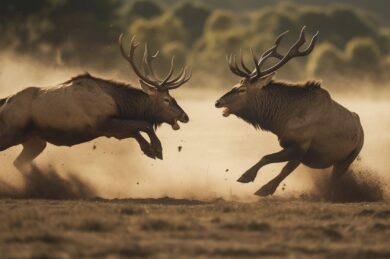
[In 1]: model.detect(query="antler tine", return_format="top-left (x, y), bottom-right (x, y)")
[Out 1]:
top-left (142, 43), bottom-right (159, 80)
top-left (254, 45), bottom-right (281, 77)
top-left (298, 30), bottom-right (319, 56)
top-left (227, 54), bottom-right (238, 76)
top-left (250, 48), bottom-right (261, 77)
top-left (166, 66), bottom-right (185, 85)
top-left (160, 56), bottom-right (175, 86)
top-left (119, 34), bottom-right (160, 87)
top-left (256, 26), bottom-right (319, 78)
top-left (227, 54), bottom-right (249, 77)
top-left (289, 26), bottom-right (307, 56)
top-left (274, 30), bottom-right (290, 46)
top-left (226, 27), bottom-right (319, 80)
top-left (162, 67), bottom-right (192, 90)
top-left (240, 49), bottom-right (252, 74)
top-left (265, 30), bottom-right (289, 59)
top-left (119, 33), bottom-right (191, 90)
top-left (249, 30), bottom-right (289, 79)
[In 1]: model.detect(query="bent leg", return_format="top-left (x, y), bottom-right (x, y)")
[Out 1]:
top-left (238, 145), bottom-right (306, 183)
top-left (14, 137), bottom-right (47, 174)
top-left (331, 148), bottom-right (361, 183)
top-left (133, 133), bottom-right (158, 159)
top-left (99, 119), bottom-right (162, 159)
top-left (331, 131), bottom-right (364, 183)
top-left (255, 160), bottom-right (300, 197)
top-left (330, 149), bottom-right (362, 201)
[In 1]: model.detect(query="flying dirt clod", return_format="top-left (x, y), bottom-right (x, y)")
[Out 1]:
top-left (215, 26), bottom-right (364, 197)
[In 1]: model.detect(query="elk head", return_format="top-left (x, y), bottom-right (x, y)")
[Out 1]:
top-left (119, 34), bottom-right (191, 130)
top-left (215, 26), bottom-right (319, 118)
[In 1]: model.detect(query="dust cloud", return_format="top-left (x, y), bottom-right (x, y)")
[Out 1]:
top-left (302, 168), bottom-right (385, 202)
top-left (0, 52), bottom-right (389, 201)
top-left (0, 165), bottom-right (96, 199)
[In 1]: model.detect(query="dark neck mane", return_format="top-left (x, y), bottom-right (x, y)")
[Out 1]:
top-left (67, 73), bottom-right (163, 128)
top-left (236, 80), bottom-right (321, 133)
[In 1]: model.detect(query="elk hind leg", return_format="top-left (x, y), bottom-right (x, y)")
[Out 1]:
top-left (331, 137), bottom-right (364, 183)
top-left (14, 137), bottom-right (47, 174)
top-left (329, 145), bottom-right (363, 200)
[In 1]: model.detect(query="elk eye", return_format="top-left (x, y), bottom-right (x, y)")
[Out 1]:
top-left (238, 88), bottom-right (246, 93)
top-left (164, 98), bottom-right (170, 103)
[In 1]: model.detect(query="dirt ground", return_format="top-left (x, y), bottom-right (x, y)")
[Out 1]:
top-left (0, 198), bottom-right (389, 258)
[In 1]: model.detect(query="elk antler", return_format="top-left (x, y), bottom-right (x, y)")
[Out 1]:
top-left (119, 34), bottom-right (192, 91)
top-left (227, 26), bottom-right (319, 81)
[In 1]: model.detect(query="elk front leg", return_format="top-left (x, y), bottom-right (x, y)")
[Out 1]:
top-left (255, 160), bottom-right (300, 196)
top-left (145, 128), bottom-right (162, 160)
top-left (99, 119), bottom-right (163, 159)
top-left (133, 132), bottom-right (157, 159)
top-left (237, 145), bottom-right (306, 183)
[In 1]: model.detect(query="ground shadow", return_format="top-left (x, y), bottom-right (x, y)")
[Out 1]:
top-left (0, 165), bottom-right (97, 199)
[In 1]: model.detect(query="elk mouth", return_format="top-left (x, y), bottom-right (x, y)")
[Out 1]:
top-left (222, 107), bottom-right (231, 117)
top-left (171, 119), bottom-right (180, 130)
top-left (215, 100), bottom-right (231, 117)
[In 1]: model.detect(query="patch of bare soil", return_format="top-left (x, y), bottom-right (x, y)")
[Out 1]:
top-left (0, 198), bottom-right (389, 258)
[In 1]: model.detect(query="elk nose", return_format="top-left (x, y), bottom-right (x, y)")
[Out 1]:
top-left (215, 100), bottom-right (222, 108)
top-left (181, 113), bottom-right (189, 123)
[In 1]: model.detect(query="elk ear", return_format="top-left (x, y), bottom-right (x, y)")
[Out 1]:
top-left (139, 80), bottom-right (157, 95)
top-left (260, 72), bottom-right (276, 86)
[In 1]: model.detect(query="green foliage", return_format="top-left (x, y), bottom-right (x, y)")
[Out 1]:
top-left (346, 38), bottom-right (381, 71)
top-left (0, 0), bottom-right (122, 69)
top-left (127, 13), bottom-right (187, 74)
top-left (204, 11), bottom-right (236, 33)
top-left (1, 1), bottom-right (390, 87)
top-left (299, 6), bottom-right (378, 48)
top-left (307, 43), bottom-right (347, 79)
top-left (309, 38), bottom-right (384, 82)
top-left (127, 0), bottom-right (163, 19)
top-left (172, 1), bottom-right (211, 45)
top-left (251, 4), bottom-right (297, 35)
top-left (129, 13), bottom-right (186, 50)
top-left (194, 11), bottom-right (246, 77)
top-left (161, 42), bottom-right (187, 66)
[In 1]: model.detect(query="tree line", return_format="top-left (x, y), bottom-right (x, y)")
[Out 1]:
top-left (1, 0), bottom-right (390, 88)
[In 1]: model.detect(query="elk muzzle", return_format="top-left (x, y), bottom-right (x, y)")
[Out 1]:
top-left (215, 99), bottom-right (231, 117)
top-left (180, 113), bottom-right (189, 123)
top-left (171, 112), bottom-right (189, 131)
top-left (215, 100), bottom-right (223, 108)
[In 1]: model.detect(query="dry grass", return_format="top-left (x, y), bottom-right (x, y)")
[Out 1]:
top-left (0, 198), bottom-right (389, 258)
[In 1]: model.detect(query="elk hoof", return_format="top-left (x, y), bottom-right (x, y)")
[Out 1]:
top-left (255, 182), bottom-right (277, 197)
top-left (141, 146), bottom-right (156, 159)
top-left (151, 143), bottom-right (163, 160)
top-left (237, 169), bottom-right (257, 183)
top-left (155, 149), bottom-right (163, 160)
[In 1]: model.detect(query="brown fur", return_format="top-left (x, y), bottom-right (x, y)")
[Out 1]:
top-left (235, 80), bottom-right (324, 132)
top-left (0, 72), bottom-right (189, 171)
top-left (64, 73), bottom-right (168, 128)
top-left (216, 76), bottom-right (364, 197)
top-left (65, 73), bottom-right (164, 128)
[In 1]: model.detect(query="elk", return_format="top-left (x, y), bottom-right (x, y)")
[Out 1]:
top-left (215, 27), bottom-right (364, 196)
top-left (0, 34), bottom-right (191, 173)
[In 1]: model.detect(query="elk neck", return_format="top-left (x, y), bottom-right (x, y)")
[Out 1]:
top-left (74, 74), bottom-right (164, 128)
top-left (109, 86), bottom-right (163, 127)
top-left (236, 80), bottom-right (321, 135)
